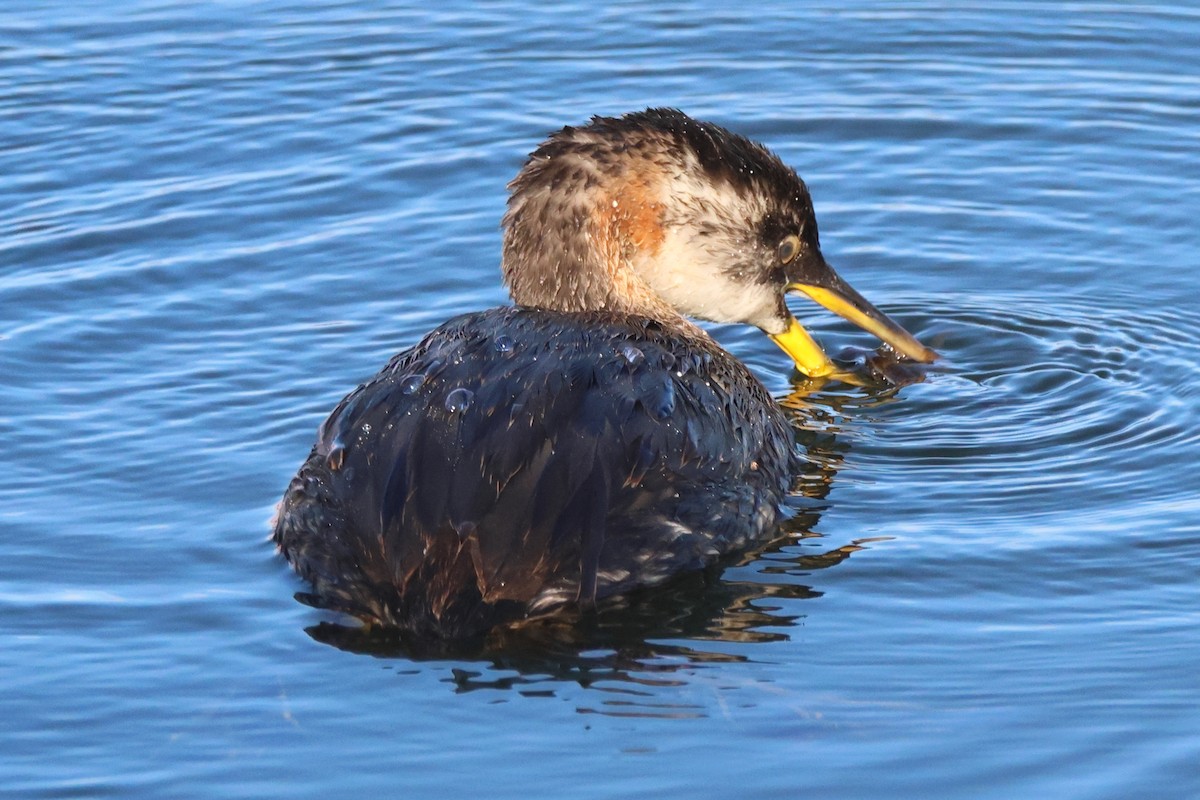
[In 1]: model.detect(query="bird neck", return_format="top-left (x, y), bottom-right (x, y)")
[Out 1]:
top-left (500, 152), bottom-right (687, 324)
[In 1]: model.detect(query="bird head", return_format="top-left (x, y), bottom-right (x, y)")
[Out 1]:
top-left (502, 108), bottom-right (935, 377)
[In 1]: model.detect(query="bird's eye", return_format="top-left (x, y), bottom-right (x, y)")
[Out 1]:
top-left (777, 234), bottom-right (801, 264)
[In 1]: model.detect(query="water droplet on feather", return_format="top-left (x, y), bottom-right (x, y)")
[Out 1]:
top-left (445, 387), bottom-right (474, 412)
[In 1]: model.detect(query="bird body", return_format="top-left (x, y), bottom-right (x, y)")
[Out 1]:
top-left (274, 109), bottom-right (935, 639)
top-left (275, 307), bottom-right (793, 637)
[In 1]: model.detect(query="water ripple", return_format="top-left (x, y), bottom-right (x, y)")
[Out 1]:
top-left (831, 293), bottom-right (1200, 528)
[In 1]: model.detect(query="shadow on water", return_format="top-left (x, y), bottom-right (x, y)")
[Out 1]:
top-left (300, 371), bottom-right (919, 702)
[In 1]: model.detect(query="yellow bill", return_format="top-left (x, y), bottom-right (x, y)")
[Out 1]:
top-left (789, 281), bottom-right (936, 365)
top-left (769, 317), bottom-right (837, 378)
top-left (768, 261), bottom-right (936, 378)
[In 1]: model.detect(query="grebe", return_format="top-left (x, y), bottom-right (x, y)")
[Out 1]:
top-left (274, 109), bottom-right (935, 639)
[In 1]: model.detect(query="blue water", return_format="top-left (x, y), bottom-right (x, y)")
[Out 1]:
top-left (3, 2), bottom-right (1198, 797)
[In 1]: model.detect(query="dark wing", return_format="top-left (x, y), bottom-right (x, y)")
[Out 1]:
top-left (277, 307), bottom-right (795, 634)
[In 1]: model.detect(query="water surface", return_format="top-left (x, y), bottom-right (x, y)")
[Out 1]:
top-left (2, 2), bottom-right (1198, 798)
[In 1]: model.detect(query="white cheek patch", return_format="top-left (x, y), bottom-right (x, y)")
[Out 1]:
top-left (633, 157), bottom-right (784, 330)
top-left (647, 230), bottom-right (781, 328)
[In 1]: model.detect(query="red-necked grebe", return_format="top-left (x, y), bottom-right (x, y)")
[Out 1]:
top-left (274, 108), bottom-right (935, 639)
